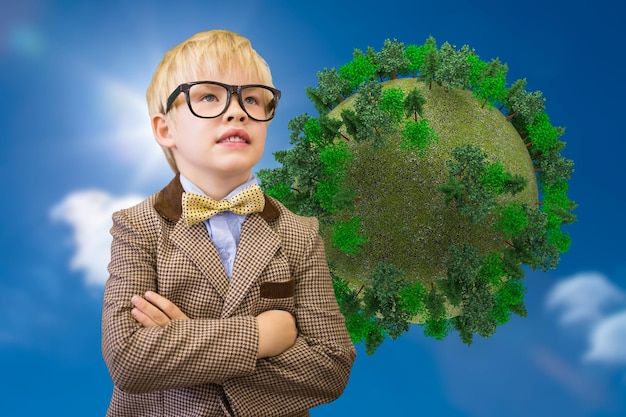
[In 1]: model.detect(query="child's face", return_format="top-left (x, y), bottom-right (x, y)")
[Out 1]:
top-left (161, 67), bottom-right (270, 185)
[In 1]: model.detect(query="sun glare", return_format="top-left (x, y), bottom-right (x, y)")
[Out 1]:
top-left (94, 73), bottom-right (171, 190)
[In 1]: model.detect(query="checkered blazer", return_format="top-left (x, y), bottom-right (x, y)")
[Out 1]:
top-left (102, 175), bottom-right (356, 417)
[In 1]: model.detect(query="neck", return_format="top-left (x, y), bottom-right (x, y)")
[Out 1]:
top-left (182, 170), bottom-right (252, 200)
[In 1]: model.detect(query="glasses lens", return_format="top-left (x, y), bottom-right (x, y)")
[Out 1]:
top-left (240, 86), bottom-right (278, 121)
top-left (187, 83), bottom-right (278, 121)
top-left (187, 83), bottom-right (229, 118)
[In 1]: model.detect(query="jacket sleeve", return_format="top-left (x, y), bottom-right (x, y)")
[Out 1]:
top-left (101, 207), bottom-right (259, 394)
top-left (222, 217), bottom-right (357, 417)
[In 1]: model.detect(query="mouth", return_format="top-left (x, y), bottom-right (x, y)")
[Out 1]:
top-left (218, 130), bottom-right (250, 144)
top-left (217, 136), bottom-right (249, 144)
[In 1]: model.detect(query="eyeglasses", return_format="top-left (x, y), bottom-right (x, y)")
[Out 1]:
top-left (165, 81), bottom-right (281, 122)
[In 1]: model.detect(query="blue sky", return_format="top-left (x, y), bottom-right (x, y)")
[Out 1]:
top-left (1, 0), bottom-right (625, 415)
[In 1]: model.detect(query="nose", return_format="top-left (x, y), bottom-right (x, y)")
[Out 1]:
top-left (224, 93), bottom-right (247, 122)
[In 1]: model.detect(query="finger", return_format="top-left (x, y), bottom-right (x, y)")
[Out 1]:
top-left (131, 307), bottom-right (159, 327)
top-left (144, 291), bottom-right (189, 321)
top-left (131, 295), bottom-right (171, 327)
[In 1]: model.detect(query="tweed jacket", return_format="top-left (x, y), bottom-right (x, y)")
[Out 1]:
top-left (102, 175), bottom-right (356, 417)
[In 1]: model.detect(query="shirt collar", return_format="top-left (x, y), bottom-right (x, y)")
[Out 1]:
top-left (179, 173), bottom-right (259, 199)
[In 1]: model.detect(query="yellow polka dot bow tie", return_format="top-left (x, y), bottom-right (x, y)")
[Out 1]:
top-left (182, 184), bottom-right (266, 226)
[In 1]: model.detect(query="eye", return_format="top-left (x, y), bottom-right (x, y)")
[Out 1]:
top-left (201, 94), bottom-right (219, 103)
top-left (243, 95), bottom-right (260, 106)
top-left (189, 84), bottom-right (225, 105)
top-left (242, 87), bottom-right (268, 107)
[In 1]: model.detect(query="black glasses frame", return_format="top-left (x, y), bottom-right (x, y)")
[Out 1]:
top-left (165, 81), bottom-right (281, 122)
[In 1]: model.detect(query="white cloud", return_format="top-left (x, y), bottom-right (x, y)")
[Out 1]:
top-left (50, 190), bottom-right (144, 286)
top-left (584, 311), bottom-right (626, 365)
top-left (546, 272), bottom-right (626, 367)
top-left (546, 272), bottom-right (626, 326)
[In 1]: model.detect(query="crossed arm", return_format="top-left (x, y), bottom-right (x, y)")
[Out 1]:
top-left (130, 291), bottom-right (298, 359)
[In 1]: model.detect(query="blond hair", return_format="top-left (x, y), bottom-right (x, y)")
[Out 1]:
top-left (146, 30), bottom-right (274, 172)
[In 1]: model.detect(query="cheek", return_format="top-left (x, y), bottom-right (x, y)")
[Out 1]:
top-left (253, 128), bottom-right (267, 152)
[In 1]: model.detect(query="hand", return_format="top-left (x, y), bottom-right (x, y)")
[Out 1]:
top-left (131, 291), bottom-right (189, 327)
top-left (255, 310), bottom-right (298, 359)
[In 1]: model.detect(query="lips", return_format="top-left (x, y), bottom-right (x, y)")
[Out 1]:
top-left (218, 129), bottom-right (250, 144)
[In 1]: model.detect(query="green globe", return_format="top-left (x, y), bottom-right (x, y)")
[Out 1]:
top-left (325, 78), bottom-right (538, 286)
top-left (258, 37), bottom-right (575, 354)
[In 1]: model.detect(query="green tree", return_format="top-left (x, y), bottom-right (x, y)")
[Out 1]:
top-left (433, 41), bottom-right (454, 88)
top-left (354, 81), bottom-right (395, 145)
top-left (535, 150), bottom-right (574, 186)
top-left (331, 217), bottom-right (369, 256)
top-left (305, 87), bottom-right (328, 115)
top-left (438, 175), bottom-right (466, 207)
top-left (404, 88), bottom-right (427, 121)
top-left (401, 119), bottom-right (438, 156)
top-left (398, 281), bottom-right (426, 317)
top-left (526, 112), bottom-right (560, 153)
top-left (445, 243), bottom-right (501, 345)
top-left (491, 278), bottom-right (526, 325)
top-left (438, 145), bottom-right (497, 223)
top-left (339, 49), bottom-right (378, 91)
top-left (404, 43), bottom-right (428, 78)
top-left (509, 205), bottom-right (560, 271)
top-left (378, 38), bottom-right (410, 80)
top-left (330, 270), bottom-right (361, 318)
top-left (472, 57), bottom-right (508, 107)
top-left (481, 161), bottom-right (527, 197)
top-left (318, 113), bottom-right (349, 143)
top-left (541, 180), bottom-right (576, 249)
top-left (344, 313), bottom-right (370, 344)
top-left (257, 165), bottom-right (294, 207)
top-left (302, 117), bottom-right (325, 148)
top-left (287, 113), bottom-right (310, 144)
top-left (315, 141), bottom-right (354, 213)
top-left (379, 87), bottom-right (406, 125)
top-left (454, 278), bottom-right (497, 344)
top-left (435, 42), bottom-right (471, 90)
top-left (508, 89), bottom-right (546, 128)
top-left (340, 108), bottom-right (364, 142)
top-left (440, 145), bottom-right (529, 224)
top-left (364, 326), bottom-right (386, 356)
top-left (364, 46), bottom-right (383, 82)
top-left (467, 53), bottom-right (486, 89)
top-left (422, 288), bottom-right (451, 339)
top-left (480, 57), bottom-right (508, 83)
top-left (440, 243), bottom-right (483, 307)
top-left (542, 179), bottom-right (571, 211)
top-left (479, 252), bottom-right (507, 287)
top-left (494, 201), bottom-right (529, 239)
top-left (502, 78), bottom-right (527, 113)
top-left (306, 68), bottom-right (352, 113)
top-left (420, 37), bottom-right (440, 89)
top-left (363, 262), bottom-right (413, 339)
top-left (260, 114), bottom-right (325, 216)
top-left (475, 70), bottom-right (507, 109)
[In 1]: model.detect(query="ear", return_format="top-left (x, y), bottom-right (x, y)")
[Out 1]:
top-left (152, 113), bottom-right (176, 149)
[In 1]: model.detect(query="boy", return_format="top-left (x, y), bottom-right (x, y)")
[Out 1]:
top-left (101, 30), bottom-right (356, 417)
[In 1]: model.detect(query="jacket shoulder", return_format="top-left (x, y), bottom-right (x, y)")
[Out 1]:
top-left (113, 193), bottom-right (160, 222)
top-left (265, 196), bottom-right (319, 235)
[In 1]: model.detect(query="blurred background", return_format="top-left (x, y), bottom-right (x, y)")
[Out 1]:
top-left (1, 0), bottom-right (624, 415)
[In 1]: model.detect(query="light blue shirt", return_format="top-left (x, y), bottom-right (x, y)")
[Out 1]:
top-left (179, 174), bottom-right (259, 279)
